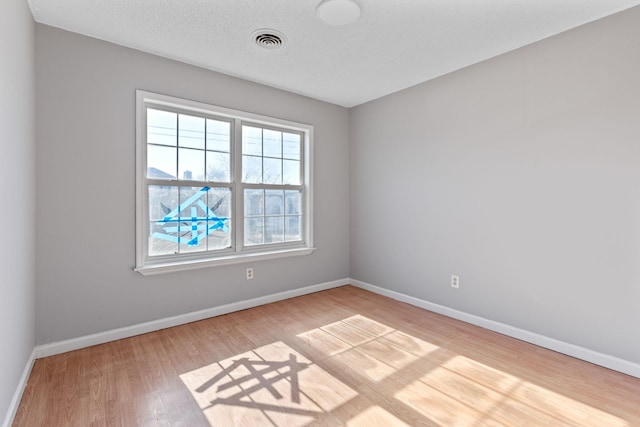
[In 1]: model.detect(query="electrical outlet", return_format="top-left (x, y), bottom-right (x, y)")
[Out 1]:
top-left (451, 275), bottom-right (460, 289)
top-left (246, 267), bottom-right (254, 280)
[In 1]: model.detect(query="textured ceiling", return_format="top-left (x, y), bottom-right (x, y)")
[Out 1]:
top-left (28, 0), bottom-right (640, 107)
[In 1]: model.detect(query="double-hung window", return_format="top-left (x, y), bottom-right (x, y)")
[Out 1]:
top-left (135, 91), bottom-right (313, 275)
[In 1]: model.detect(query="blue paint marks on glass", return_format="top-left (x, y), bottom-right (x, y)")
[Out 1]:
top-left (152, 186), bottom-right (229, 248)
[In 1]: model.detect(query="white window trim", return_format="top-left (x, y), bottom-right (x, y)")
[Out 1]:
top-left (134, 90), bottom-right (314, 275)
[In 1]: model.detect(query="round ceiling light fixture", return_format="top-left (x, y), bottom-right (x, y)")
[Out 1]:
top-left (317, 0), bottom-right (361, 26)
top-left (252, 29), bottom-right (287, 49)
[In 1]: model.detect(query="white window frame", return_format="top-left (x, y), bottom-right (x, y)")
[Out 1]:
top-left (135, 90), bottom-right (314, 275)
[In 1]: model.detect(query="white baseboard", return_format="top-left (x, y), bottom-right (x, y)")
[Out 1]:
top-left (2, 349), bottom-right (36, 427)
top-left (35, 278), bottom-right (349, 358)
top-left (350, 278), bottom-right (640, 379)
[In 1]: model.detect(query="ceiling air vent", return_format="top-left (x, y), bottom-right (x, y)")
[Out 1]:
top-left (253, 29), bottom-right (287, 50)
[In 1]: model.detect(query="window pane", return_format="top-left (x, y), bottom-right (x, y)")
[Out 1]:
top-left (148, 185), bottom-right (181, 256)
top-left (242, 126), bottom-right (262, 156)
top-left (245, 217), bottom-right (264, 246)
top-left (263, 158), bottom-right (282, 184)
top-left (206, 151), bottom-right (230, 182)
top-left (207, 119), bottom-right (230, 152)
top-left (242, 155), bottom-right (262, 183)
top-left (265, 190), bottom-right (284, 215)
top-left (283, 133), bottom-right (300, 160)
top-left (244, 189), bottom-right (264, 216)
top-left (265, 216), bottom-right (284, 244)
top-left (283, 159), bottom-right (300, 185)
top-left (147, 109), bottom-right (177, 146)
top-left (178, 114), bottom-right (205, 149)
top-left (285, 190), bottom-right (301, 215)
top-left (285, 216), bottom-right (302, 242)
top-left (149, 185), bottom-right (179, 221)
top-left (208, 187), bottom-right (231, 218)
top-left (207, 223), bottom-right (231, 251)
top-left (178, 148), bottom-right (205, 181)
top-left (263, 129), bottom-right (282, 158)
top-left (207, 188), bottom-right (232, 251)
top-left (178, 187), bottom-right (207, 253)
top-left (148, 145), bottom-right (177, 179)
top-left (149, 222), bottom-right (178, 256)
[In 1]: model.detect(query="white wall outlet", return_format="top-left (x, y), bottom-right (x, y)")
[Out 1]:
top-left (451, 275), bottom-right (460, 289)
top-left (246, 267), bottom-right (254, 280)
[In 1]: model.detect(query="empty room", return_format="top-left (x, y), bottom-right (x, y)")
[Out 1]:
top-left (2, 0), bottom-right (640, 425)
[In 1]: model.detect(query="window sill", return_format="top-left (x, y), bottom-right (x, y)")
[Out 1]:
top-left (134, 247), bottom-right (316, 276)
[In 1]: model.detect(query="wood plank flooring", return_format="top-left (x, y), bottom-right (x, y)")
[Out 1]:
top-left (13, 285), bottom-right (640, 426)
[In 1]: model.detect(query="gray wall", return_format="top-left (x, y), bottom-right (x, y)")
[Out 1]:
top-left (35, 25), bottom-right (350, 345)
top-left (350, 6), bottom-right (640, 363)
top-left (0, 0), bottom-right (35, 422)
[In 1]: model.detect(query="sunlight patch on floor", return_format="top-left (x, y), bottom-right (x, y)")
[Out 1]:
top-left (297, 314), bottom-right (441, 383)
top-left (395, 355), bottom-right (629, 426)
top-left (180, 341), bottom-right (357, 426)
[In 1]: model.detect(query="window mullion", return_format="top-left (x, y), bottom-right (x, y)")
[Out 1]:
top-left (233, 119), bottom-right (243, 253)
top-left (175, 113), bottom-right (179, 180)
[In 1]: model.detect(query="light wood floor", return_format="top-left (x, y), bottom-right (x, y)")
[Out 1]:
top-left (13, 285), bottom-right (640, 426)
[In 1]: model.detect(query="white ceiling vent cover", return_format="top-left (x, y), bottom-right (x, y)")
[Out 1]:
top-left (253, 29), bottom-right (287, 50)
